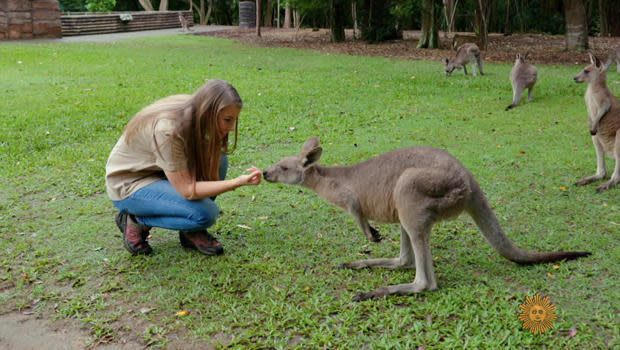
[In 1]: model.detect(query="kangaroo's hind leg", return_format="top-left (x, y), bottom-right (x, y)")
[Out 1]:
top-left (595, 130), bottom-right (620, 192)
top-left (351, 168), bottom-right (468, 301)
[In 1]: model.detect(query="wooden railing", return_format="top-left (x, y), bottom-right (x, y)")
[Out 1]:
top-left (61, 11), bottom-right (193, 36)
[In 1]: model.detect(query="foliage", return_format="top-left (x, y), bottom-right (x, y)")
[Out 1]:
top-left (0, 36), bottom-right (618, 349)
top-left (86, 0), bottom-right (117, 12)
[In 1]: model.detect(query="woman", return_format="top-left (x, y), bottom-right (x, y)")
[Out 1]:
top-left (105, 79), bottom-right (262, 256)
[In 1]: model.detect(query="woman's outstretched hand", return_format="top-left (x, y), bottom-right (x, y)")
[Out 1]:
top-left (236, 166), bottom-right (262, 186)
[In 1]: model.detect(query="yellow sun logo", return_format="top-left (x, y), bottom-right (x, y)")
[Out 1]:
top-left (518, 294), bottom-right (558, 334)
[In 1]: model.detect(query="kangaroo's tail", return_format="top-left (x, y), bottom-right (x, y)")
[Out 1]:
top-left (465, 181), bottom-right (591, 264)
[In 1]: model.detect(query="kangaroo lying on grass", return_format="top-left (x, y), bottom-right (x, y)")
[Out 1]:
top-left (506, 52), bottom-right (538, 111)
top-left (263, 137), bottom-right (591, 301)
top-left (442, 43), bottom-right (484, 76)
top-left (573, 53), bottom-right (620, 192)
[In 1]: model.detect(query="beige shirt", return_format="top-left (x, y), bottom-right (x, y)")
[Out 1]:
top-left (105, 116), bottom-right (187, 201)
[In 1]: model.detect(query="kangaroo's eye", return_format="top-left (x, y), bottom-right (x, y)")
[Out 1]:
top-left (584, 70), bottom-right (589, 73)
top-left (280, 166), bottom-right (288, 171)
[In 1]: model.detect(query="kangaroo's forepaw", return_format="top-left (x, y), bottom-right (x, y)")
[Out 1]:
top-left (369, 226), bottom-right (381, 243)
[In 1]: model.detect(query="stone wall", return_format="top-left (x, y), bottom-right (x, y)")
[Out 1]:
top-left (0, 0), bottom-right (61, 40)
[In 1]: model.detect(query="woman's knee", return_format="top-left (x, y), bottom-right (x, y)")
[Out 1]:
top-left (188, 200), bottom-right (219, 228)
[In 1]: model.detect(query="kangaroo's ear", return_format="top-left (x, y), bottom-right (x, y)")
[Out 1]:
top-left (302, 147), bottom-right (322, 167)
top-left (524, 51), bottom-right (530, 60)
top-left (301, 137), bottom-right (320, 153)
top-left (588, 52), bottom-right (597, 65)
top-left (516, 53), bottom-right (521, 60)
top-left (442, 57), bottom-right (449, 64)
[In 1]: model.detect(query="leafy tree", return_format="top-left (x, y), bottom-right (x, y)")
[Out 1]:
top-left (86, 0), bottom-right (116, 12)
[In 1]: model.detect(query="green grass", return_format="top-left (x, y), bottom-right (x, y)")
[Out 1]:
top-left (0, 36), bottom-right (618, 349)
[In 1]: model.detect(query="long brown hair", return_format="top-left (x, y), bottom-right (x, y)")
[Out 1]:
top-left (124, 79), bottom-right (242, 184)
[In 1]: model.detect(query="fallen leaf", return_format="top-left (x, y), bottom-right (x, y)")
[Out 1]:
top-left (518, 151), bottom-right (526, 154)
top-left (237, 224), bottom-right (252, 230)
top-left (547, 272), bottom-right (555, 278)
top-left (175, 310), bottom-right (190, 316)
top-left (316, 233), bottom-right (323, 238)
top-left (303, 286), bottom-right (310, 291)
top-left (559, 186), bottom-right (567, 191)
top-left (567, 327), bottom-right (577, 338)
top-left (273, 285), bottom-right (281, 292)
top-left (139, 307), bottom-right (156, 314)
top-left (553, 265), bottom-right (560, 269)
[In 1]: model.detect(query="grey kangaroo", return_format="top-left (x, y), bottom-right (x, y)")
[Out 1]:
top-left (506, 52), bottom-right (538, 111)
top-left (179, 13), bottom-right (192, 32)
top-left (442, 43), bottom-right (484, 76)
top-left (263, 137), bottom-right (591, 301)
top-left (573, 53), bottom-right (620, 192)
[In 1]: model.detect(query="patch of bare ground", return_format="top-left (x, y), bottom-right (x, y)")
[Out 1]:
top-left (197, 28), bottom-right (620, 65)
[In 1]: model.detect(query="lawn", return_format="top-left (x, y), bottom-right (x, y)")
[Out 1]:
top-left (0, 35), bottom-right (618, 349)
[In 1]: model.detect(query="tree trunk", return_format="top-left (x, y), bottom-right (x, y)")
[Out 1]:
top-left (352, 2), bottom-right (358, 39)
top-left (418, 0), bottom-right (441, 48)
top-left (159, 0), bottom-right (168, 11)
top-left (138, 0), bottom-right (154, 11)
top-left (474, 0), bottom-right (491, 50)
top-left (444, 0), bottom-right (456, 33)
top-left (598, 0), bottom-right (611, 36)
top-left (265, 0), bottom-right (272, 27)
top-left (284, 5), bottom-right (291, 28)
top-left (205, 0), bottom-right (213, 24)
top-left (564, 0), bottom-right (588, 50)
top-left (256, 0), bottom-right (261, 36)
top-left (330, 0), bottom-right (346, 42)
top-left (504, 0), bottom-right (511, 35)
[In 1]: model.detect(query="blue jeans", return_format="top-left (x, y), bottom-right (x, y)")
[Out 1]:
top-left (112, 154), bottom-right (228, 231)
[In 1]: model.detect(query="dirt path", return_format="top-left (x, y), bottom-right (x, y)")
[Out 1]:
top-left (198, 28), bottom-right (620, 65)
top-left (0, 312), bottom-right (142, 349)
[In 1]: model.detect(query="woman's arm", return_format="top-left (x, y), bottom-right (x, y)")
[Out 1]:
top-left (165, 166), bottom-right (262, 200)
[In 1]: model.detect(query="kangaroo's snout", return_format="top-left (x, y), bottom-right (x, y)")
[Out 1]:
top-left (573, 76), bottom-right (581, 83)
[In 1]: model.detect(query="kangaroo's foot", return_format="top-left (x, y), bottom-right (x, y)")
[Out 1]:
top-left (575, 173), bottom-right (606, 186)
top-left (352, 281), bottom-right (437, 302)
top-left (338, 257), bottom-right (414, 270)
top-left (596, 178), bottom-right (618, 192)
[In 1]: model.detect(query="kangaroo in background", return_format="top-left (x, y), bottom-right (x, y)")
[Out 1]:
top-left (442, 43), bottom-right (484, 76)
top-left (179, 12), bottom-right (192, 32)
top-left (506, 52), bottom-right (538, 111)
top-left (613, 46), bottom-right (620, 73)
top-left (263, 137), bottom-right (591, 301)
top-left (573, 53), bottom-right (620, 192)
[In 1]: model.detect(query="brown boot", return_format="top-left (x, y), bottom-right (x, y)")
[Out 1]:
top-left (115, 212), bottom-right (152, 255)
top-left (179, 230), bottom-right (224, 256)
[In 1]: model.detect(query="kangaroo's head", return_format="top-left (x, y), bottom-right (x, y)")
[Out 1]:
top-left (515, 52), bottom-right (529, 65)
top-left (442, 57), bottom-right (456, 76)
top-left (263, 137), bottom-right (323, 185)
top-left (574, 53), bottom-right (609, 84)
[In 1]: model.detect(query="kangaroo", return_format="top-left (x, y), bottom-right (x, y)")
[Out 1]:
top-left (179, 12), bottom-right (192, 32)
top-left (573, 53), bottom-right (620, 192)
top-left (263, 137), bottom-right (591, 301)
top-left (611, 45), bottom-right (620, 73)
top-left (506, 53), bottom-right (538, 111)
top-left (442, 43), bottom-right (484, 76)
